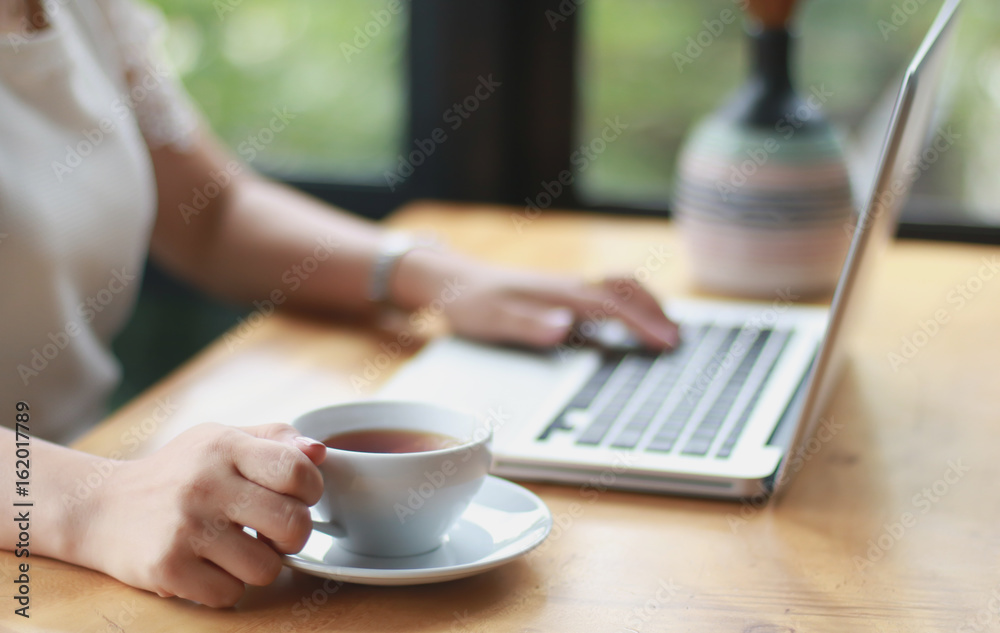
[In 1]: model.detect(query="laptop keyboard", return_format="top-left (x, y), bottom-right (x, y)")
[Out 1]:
top-left (538, 323), bottom-right (791, 459)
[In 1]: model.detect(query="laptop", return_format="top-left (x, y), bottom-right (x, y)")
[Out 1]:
top-left (377, 0), bottom-right (962, 499)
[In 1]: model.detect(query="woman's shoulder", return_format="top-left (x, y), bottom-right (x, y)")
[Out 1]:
top-left (69, 0), bottom-right (200, 151)
top-left (74, 0), bottom-right (169, 63)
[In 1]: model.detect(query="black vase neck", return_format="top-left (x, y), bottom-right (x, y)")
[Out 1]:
top-left (752, 28), bottom-right (793, 96)
top-left (722, 26), bottom-right (825, 132)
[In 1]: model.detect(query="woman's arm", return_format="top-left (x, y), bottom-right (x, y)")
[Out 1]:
top-left (146, 130), bottom-right (680, 348)
top-left (147, 132), bottom-right (389, 317)
top-left (1, 425), bottom-right (101, 566)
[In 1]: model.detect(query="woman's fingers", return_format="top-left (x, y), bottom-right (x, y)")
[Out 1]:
top-left (593, 277), bottom-right (680, 348)
top-left (441, 262), bottom-right (679, 350)
top-left (521, 276), bottom-right (679, 350)
top-left (221, 481), bottom-right (313, 554)
top-left (199, 526), bottom-right (285, 587)
top-left (487, 300), bottom-right (575, 348)
top-left (244, 422), bottom-right (327, 466)
top-left (167, 557), bottom-right (247, 608)
top-left (228, 426), bottom-right (324, 506)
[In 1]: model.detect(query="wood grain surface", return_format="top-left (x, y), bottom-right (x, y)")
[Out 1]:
top-left (2, 202), bottom-right (998, 633)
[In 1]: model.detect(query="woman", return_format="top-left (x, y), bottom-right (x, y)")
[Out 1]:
top-left (0, 0), bottom-right (678, 607)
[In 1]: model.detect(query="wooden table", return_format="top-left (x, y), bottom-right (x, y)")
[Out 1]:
top-left (4, 202), bottom-right (1000, 632)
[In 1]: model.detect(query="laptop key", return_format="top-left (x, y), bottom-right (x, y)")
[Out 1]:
top-left (643, 326), bottom-right (740, 454)
top-left (577, 355), bottom-right (655, 445)
top-left (611, 428), bottom-right (645, 448)
top-left (609, 400), bottom-right (662, 449)
top-left (537, 413), bottom-right (576, 441)
top-left (682, 437), bottom-right (713, 455)
top-left (566, 352), bottom-right (625, 409)
top-left (646, 435), bottom-right (679, 453)
top-left (609, 327), bottom-right (709, 449)
top-left (681, 331), bottom-right (770, 456)
top-left (537, 352), bottom-right (627, 441)
top-left (716, 330), bottom-right (791, 458)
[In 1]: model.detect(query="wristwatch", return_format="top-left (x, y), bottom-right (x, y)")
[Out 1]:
top-left (366, 232), bottom-right (438, 307)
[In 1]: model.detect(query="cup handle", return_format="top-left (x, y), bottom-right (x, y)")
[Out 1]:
top-left (309, 497), bottom-right (347, 538)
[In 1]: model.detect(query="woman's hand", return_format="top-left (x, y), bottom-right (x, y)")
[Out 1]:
top-left (392, 249), bottom-right (680, 350)
top-left (71, 423), bottom-right (325, 608)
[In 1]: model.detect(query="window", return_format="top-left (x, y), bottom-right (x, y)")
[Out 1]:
top-left (148, 0), bottom-right (999, 237)
top-left (578, 0), bottom-right (1000, 230)
top-left (153, 0), bottom-right (406, 182)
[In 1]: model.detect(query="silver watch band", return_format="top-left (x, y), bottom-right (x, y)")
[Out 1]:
top-left (366, 233), bottom-right (430, 305)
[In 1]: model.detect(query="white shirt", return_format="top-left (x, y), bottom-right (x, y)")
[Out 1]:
top-left (0, 0), bottom-right (196, 443)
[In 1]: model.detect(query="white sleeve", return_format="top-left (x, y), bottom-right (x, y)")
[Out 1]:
top-left (98, 0), bottom-right (201, 151)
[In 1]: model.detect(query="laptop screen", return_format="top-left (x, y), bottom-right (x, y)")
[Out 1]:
top-left (774, 0), bottom-right (962, 489)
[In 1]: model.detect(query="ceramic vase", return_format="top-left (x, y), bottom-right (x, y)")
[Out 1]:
top-left (673, 6), bottom-right (854, 298)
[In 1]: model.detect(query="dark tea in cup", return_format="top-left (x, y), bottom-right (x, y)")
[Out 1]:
top-left (323, 428), bottom-right (461, 454)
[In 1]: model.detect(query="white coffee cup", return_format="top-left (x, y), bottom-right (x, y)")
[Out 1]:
top-left (292, 401), bottom-right (492, 557)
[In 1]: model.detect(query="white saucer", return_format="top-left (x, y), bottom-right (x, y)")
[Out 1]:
top-left (282, 476), bottom-right (552, 586)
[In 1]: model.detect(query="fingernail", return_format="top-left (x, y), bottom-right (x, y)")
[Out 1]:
top-left (543, 308), bottom-right (574, 330)
top-left (294, 436), bottom-right (324, 449)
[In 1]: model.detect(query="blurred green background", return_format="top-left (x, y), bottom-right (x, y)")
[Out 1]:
top-left (579, 0), bottom-right (1000, 219)
top-left (147, 0), bottom-right (1000, 219)
top-left (147, 0), bottom-right (407, 180)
